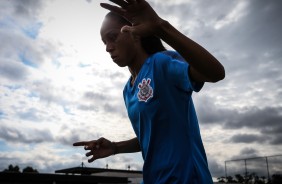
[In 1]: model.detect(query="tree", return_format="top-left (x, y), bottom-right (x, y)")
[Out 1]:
top-left (271, 174), bottom-right (282, 184)
top-left (216, 173), bottom-right (272, 184)
top-left (22, 166), bottom-right (38, 173)
top-left (226, 176), bottom-right (237, 183)
top-left (217, 176), bottom-right (226, 183)
top-left (3, 164), bottom-right (20, 173)
top-left (2, 164), bottom-right (39, 173)
top-left (235, 174), bottom-right (244, 183)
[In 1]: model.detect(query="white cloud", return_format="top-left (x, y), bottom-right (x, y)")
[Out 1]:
top-left (1, 0), bottom-right (282, 180)
top-left (214, 1), bottom-right (248, 29)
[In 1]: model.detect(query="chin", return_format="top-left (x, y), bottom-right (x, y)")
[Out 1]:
top-left (114, 60), bottom-right (127, 67)
top-left (116, 63), bottom-right (127, 67)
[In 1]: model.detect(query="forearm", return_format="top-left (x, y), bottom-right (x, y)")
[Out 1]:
top-left (113, 137), bottom-right (141, 154)
top-left (156, 20), bottom-right (225, 82)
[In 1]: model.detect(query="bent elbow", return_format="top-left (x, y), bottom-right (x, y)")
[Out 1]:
top-left (211, 66), bottom-right (225, 83)
top-left (218, 67), bottom-right (226, 81)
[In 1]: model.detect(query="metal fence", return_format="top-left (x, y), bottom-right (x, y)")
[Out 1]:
top-left (224, 154), bottom-right (282, 181)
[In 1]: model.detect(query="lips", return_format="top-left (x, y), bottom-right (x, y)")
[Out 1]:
top-left (111, 55), bottom-right (118, 61)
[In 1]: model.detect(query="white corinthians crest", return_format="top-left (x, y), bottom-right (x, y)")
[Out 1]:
top-left (137, 78), bottom-right (153, 102)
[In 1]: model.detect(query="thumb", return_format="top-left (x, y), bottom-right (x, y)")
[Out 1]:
top-left (121, 25), bottom-right (135, 33)
top-left (121, 25), bottom-right (144, 39)
top-left (122, 24), bottom-right (152, 37)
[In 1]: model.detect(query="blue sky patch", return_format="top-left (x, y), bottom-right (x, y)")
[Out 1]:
top-left (0, 111), bottom-right (5, 119)
top-left (28, 91), bottom-right (40, 98)
top-left (0, 140), bottom-right (34, 152)
top-left (0, 140), bottom-right (11, 151)
top-left (4, 84), bottom-right (22, 91)
top-left (52, 60), bottom-right (61, 69)
top-left (79, 63), bottom-right (91, 68)
top-left (18, 53), bottom-right (37, 68)
top-left (0, 16), bottom-right (17, 29)
top-left (63, 106), bottom-right (74, 115)
top-left (22, 22), bottom-right (43, 39)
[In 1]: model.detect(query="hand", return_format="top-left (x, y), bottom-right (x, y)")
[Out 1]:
top-left (100, 0), bottom-right (165, 37)
top-left (73, 137), bottom-right (116, 163)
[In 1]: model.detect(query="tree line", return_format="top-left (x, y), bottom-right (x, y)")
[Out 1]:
top-left (2, 164), bottom-right (38, 173)
top-left (217, 173), bottom-right (282, 184)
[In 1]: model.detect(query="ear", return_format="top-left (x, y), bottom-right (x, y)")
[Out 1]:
top-left (132, 34), bottom-right (141, 42)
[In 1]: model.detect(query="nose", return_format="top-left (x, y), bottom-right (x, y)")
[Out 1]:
top-left (106, 42), bottom-right (114, 53)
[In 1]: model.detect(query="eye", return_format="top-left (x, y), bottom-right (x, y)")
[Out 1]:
top-left (101, 30), bottom-right (120, 45)
top-left (107, 32), bottom-right (119, 43)
top-left (101, 39), bottom-right (106, 45)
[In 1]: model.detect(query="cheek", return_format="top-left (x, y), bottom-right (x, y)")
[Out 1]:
top-left (120, 41), bottom-right (136, 58)
top-left (115, 34), bottom-right (137, 62)
top-left (124, 46), bottom-right (137, 62)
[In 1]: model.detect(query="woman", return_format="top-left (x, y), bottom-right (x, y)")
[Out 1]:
top-left (74, 0), bottom-right (225, 183)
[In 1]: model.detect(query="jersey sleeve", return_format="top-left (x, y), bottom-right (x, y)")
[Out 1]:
top-left (160, 51), bottom-right (204, 92)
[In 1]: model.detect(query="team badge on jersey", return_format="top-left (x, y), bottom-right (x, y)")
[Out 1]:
top-left (137, 78), bottom-right (153, 102)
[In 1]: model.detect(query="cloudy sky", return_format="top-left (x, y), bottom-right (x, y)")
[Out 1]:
top-left (1, 0), bottom-right (282, 179)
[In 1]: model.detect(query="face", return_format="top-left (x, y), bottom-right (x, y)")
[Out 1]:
top-left (100, 16), bottom-right (138, 67)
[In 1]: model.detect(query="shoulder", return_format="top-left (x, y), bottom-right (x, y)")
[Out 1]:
top-left (149, 51), bottom-right (169, 62)
top-left (148, 50), bottom-right (186, 66)
top-left (161, 50), bottom-right (186, 61)
top-left (150, 50), bottom-right (182, 59)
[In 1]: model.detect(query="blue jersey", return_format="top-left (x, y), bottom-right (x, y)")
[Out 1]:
top-left (123, 51), bottom-right (213, 184)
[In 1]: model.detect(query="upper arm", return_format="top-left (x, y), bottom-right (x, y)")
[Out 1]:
top-left (189, 65), bottom-right (210, 83)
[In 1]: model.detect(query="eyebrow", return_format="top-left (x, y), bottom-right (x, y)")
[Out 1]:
top-left (101, 29), bottom-right (120, 42)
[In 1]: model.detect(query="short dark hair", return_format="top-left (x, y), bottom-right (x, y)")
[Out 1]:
top-left (105, 12), bottom-right (166, 55)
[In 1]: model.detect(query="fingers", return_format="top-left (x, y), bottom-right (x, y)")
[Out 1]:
top-left (109, 0), bottom-right (128, 7)
top-left (85, 150), bottom-right (99, 163)
top-left (125, 0), bottom-right (136, 3)
top-left (121, 25), bottom-right (133, 33)
top-left (73, 142), bottom-right (99, 162)
top-left (85, 150), bottom-right (92, 157)
top-left (100, 3), bottom-right (125, 15)
top-left (109, 0), bottom-right (139, 6)
top-left (85, 146), bottom-right (101, 163)
top-left (73, 140), bottom-right (97, 149)
top-left (100, 0), bottom-right (141, 14)
top-left (88, 155), bottom-right (98, 163)
top-left (73, 138), bottom-right (109, 163)
top-left (73, 141), bottom-right (88, 146)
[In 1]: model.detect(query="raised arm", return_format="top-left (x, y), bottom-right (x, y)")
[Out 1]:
top-left (73, 137), bottom-right (140, 162)
top-left (100, 0), bottom-right (225, 82)
top-left (156, 21), bottom-right (225, 82)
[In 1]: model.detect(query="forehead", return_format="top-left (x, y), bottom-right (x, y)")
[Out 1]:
top-left (100, 16), bottom-right (123, 37)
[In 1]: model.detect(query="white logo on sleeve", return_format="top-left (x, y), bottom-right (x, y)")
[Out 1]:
top-left (137, 78), bottom-right (153, 102)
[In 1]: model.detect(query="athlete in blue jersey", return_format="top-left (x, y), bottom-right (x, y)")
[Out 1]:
top-left (74, 0), bottom-right (225, 183)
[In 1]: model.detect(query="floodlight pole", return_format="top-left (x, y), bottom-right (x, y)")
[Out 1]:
top-left (265, 157), bottom-right (270, 181)
top-left (244, 159), bottom-right (247, 179)
top-left (225, 161), bottom-right (227, 178)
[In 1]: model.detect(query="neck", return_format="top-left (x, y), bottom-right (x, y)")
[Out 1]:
top-left (128, 50), bottom-right (149, 80)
